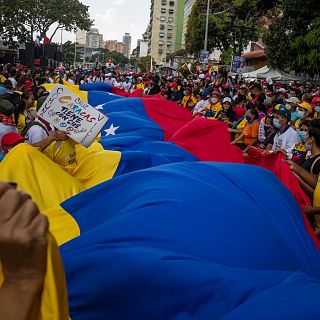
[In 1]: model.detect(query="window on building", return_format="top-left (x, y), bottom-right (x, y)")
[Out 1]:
top-left (161, 8), bottom-right (166, 13)
top-left (159, 32), bottom-right (165, 38)
top-left (161, 0), bottom-right (167, 5)
top-left (167, 25), bottom-right (173, 30)
top-left (169, 1), bottom-right (174, 6)
top-left (167, 33), bottom-right (172, 39)
top-left (160, 24), bottom-right (165, 30)
top-left (158, 40), bottom-right (164, 46)
top-left (169, 9), bottom-right (174, 14)
top-left (168, 17), bottom-right (174, 23)
top-left (167, 41), bottom-right (172, 47)
top-left (160, 16), bottom-right (166, 22)
top-left (158, 48), bottom-right (164, 54)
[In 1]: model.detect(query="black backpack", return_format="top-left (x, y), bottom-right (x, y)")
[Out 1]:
top-left (21, 120), bottom-right (49, 138)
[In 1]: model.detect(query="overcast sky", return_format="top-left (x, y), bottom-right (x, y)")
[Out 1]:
top-left (52, 0), bottom-right (150, 50)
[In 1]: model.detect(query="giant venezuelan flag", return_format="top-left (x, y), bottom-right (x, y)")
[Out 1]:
top-left (53, 162), bottom-right (320, 319)
top-left (2, 83), bottom-right (320, 319)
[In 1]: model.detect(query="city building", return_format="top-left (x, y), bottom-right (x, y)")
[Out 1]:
top-left (147, 0), bottom-right (185, 64)
top-left (181, 0), bottom-right (195, 49)
top-left (123, 33), bottom-right (132, 58)
top-left (105, 40), bottom-right (124, 54)
top-left (139, 41), bottom-right (149, 58)
top-left (76, 28), bottom-right (104, 49)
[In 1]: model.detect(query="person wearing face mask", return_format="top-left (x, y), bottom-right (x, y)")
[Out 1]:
top-left (271, 105), bottom-right (299, 155)
top-left (231, 108), bottom-right (259, 154)
top-left (287, 119), bottom-right (311, 164)
top-left (259, 115), bottom-right (277, 151)
top-left (203, 91), bottom-right (222, 118)
top-left (284, 97), bottom-right (300, 123)
top-left (294, 101), bottom-right (312, 129)
top-left (286, 120), bottom-right (320, 232)
top-left (192, 90), bottom-right (210, 116)
top-left (212, 97), bottom-right (236, 125)
top-left (181, 87), bottom-right (197, 111)
top-left (312, 97), bottom-right (320, 118)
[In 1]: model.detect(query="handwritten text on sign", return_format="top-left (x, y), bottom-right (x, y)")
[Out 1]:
top-left (37, 84), bottom-right (108, 147)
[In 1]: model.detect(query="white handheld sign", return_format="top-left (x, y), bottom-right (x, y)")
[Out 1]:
top-left (37, 84), bottom-right (108, 147)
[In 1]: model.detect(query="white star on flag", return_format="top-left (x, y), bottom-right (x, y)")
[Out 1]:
top-left (95, 104), bottom-right (104, 110)
top-left (104, 124), bottom-right (120, 136)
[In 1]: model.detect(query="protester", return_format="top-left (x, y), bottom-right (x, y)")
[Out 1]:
top-left (294, 101), bottom-right (312, 129)
top-left (231, 108), bottom-right (260, 154)
top-left (181, 87), bottom-right (197, 111)
top-left (192, 90), bottom-right (210, 116)
top-left (0, 181), bottom-right (48, 320)
top-left (204, 91), bottom-right (222, 118)
top-left (213, 97), bottom-right (236, 125)
top-left (271, 105), bottom-right (299, 154)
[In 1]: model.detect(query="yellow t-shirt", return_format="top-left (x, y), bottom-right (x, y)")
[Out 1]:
top-left (181, 95), bottom-right (197, 108)
top-left (43, 140), bottom-right (77, 168)
top-left (17, 113), bottom-right (26, 134)
top-left (313, 176), bottom-right (320, 228)
top-left (207, 102), bottom-right (222, 113)
top-left (136, 83), bottom-right (145, 90)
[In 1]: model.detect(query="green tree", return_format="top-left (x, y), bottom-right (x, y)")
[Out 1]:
top-left (264, 0), bottom-right (320, 74)
top-left (0, 0), bottom-right (93, 45)
top-left (185, 0), bottom-right (278, 56)
top-left (62, 41), bottom-right (81, 66)
top-left (138, 56), bottom-right (154, 73)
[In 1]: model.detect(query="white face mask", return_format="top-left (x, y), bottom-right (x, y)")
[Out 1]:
top-left (211, 98), bottom-right (218, 104)
top-left (285, 104), bottom-right (291, 111)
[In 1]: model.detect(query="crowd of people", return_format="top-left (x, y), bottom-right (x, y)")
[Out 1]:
top-left (1, 61), bottom-right (320, 234)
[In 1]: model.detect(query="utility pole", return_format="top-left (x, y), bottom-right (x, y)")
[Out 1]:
top-left (60, 29), bottom-right (63, 54)
top-left (204, 0), bottom-right (210, 51)
top-left (74, 41), bottom-right (77, 68)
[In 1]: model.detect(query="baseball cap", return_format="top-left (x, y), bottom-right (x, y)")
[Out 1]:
top-left (297, 101), bottom-right (312, 113)
top-left (201, 89), bottom-right (210, 97)
top-left (1, 132), bottom-right (25, 147)
top-left (223, 97), bottom-right (232, 104)
top-left (285, 97), bottom-right (300, 104)
top-left (0, 98), bottom-right (15, 116)
top-left (278, 88), bottom-right (286, 93)
top-left (274, 105), bottom-right (291, 121)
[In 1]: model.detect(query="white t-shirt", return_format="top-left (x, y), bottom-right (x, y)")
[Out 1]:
top-left (67, 79), bottom-right (75, 85)
top-left (8, 77), bottom-right (17, 89)
top-left (193, 100), bottom-right (209, 114)
top-left (25, 119), bottom-right (54, 144)
top-left (123, 82), bottom-right (132, 93)
top-left (105, 77), bottom-right (116, 85)
top-left (272, 126), bottom-right (299, 154)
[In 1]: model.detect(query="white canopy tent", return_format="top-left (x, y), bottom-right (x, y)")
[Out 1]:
top-left (242, 66), bottom-right (304, 82)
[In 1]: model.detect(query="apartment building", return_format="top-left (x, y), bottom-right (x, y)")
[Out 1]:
top-left (105, 40), bottom-right (125, 54)
top-left (147, 0), bottom-right (185, 64)
top-left (181, 0), bottom-right (195, 49)
top-left (76, 28), bottom-right (104, 49)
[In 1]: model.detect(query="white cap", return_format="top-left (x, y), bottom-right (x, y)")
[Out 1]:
top-left (278, 88), bottom-right (286, 93)
top-left (223, 97), bottom-right (232, 104)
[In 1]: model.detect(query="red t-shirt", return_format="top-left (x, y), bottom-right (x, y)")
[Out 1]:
top-left (233, 105), bottom-right (245, 120)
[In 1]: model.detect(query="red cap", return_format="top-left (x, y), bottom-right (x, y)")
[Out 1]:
top-left (185, 87), bottom-right (192, 92)
top-left (1, 132), bottom-right (25, 153)
top-left (169, 82), bottom-right (178, 88)
top-left (25, 80), bottom-right (33, 87)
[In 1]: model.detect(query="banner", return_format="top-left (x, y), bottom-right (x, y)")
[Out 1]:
top-left (38, 84), bottom-right (109, 147)
top-left (199, 50), bottom-right (209, 64)
top-left (231, 55), bottom-right (246, 74)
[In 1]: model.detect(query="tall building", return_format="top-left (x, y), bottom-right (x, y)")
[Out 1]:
top-left (123, 33), bottom-right (132, 58)
top-left (181, 0), bottom-right (196, 49)
top-left (105, 40), bottom-right (124, 54)
top-left (76, 28), bottom-right (104, 49)
top-left (147, 0), bottom-right (185, 64)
